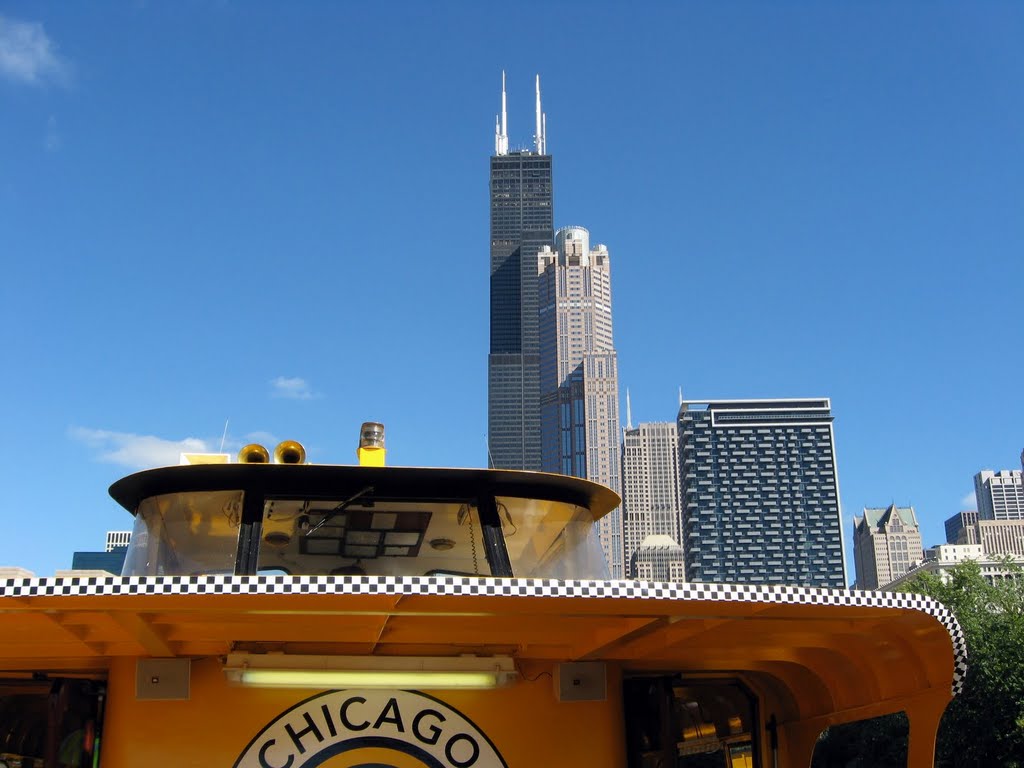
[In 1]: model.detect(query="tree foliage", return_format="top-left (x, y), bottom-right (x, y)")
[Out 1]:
top-left (900, 559), bottom-right (1024, 767)
top-left (811, 712), bottom-right (908, 767)
top-left (812, 560), bottom-right (1024, 766)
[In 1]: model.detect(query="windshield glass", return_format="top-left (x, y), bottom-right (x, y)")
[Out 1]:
top-left (122, 490), bottom-right (243, 576)
top-left (120, 489), bottom-right (607, 578)
top-left (499, 496), bottom-right (609, 579)
top-left (258, 494), bottom-right (607, 578)
top-left (257, 498), bottom-right (493, 576)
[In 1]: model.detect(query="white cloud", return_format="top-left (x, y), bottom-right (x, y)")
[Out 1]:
top-left (960, 491), bottom-right (977, 510)
top-left (70, 427), bottom-right (211, 469)
top-left (0, 16), bottom-right (67, 85)
top-left (270, 376), bottom-right (317, 400)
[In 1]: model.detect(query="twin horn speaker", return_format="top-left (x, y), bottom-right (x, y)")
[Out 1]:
top-left (237, 440), bottom-right (306, 465)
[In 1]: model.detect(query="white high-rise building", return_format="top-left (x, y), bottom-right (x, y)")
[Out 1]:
top-left (538, 226), bottom-right (622, 576)
top-left (106, 531), bottom-right (132, 551)
top-left (974, 470), bottom-right (1024, 520)
top-left (621, 418), bottom-right (684, 580)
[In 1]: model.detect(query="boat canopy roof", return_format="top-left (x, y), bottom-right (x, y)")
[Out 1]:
top-left (108, 464), bottom-right (621, 580)
top-left (109, 464), bottom-right (620, 518)
top-left (0, 575), bottom-right (965, 732)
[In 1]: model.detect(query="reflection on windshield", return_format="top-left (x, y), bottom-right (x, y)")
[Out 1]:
top-left (121, 491), bottom-right (242, 576)
top-left (499, 496), bottom-right (609, 579)
top-left (258, 499), bottom-right (491, 577)
top-left (120, 490), bottom-right (608, 579)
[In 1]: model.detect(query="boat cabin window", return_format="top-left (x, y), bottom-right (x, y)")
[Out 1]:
top-left (257, 499), bottom-right (492, 577)
top-left (497, 496), bottom-right (609, 579)
top-left (120, 488), bottom-right (608, 578)
top-left (257, 495), bottom-right (607, 578)
top-left (121, 491), bottom-right (243, 576)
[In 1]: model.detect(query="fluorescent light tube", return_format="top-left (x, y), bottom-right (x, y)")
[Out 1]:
top-left (224, 654), bottom-right (517, 691)
top-left (237, 669), bottom-right (502, 689)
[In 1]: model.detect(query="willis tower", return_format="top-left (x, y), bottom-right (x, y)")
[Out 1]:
top-left (487, 73), bottom-right (552, 470)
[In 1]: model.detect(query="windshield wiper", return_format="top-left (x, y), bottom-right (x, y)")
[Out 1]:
top-left (303, 485), bottom-right (374, 537)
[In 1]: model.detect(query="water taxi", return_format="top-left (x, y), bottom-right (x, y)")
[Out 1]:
top-left (0, 424), bottom-right (965, 767)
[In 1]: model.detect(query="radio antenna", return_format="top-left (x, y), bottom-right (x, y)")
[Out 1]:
top-left (219, 419), bottom-right (229, 453)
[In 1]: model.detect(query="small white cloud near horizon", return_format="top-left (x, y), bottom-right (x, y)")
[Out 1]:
top-left (270, 376), bottom-right (317, 400)
top-left (959, 491), bottom-right (977, 510)
top-left (70, 427), bottom-right (212, 470)
top-left (0, 15), bottom-right (68, 85)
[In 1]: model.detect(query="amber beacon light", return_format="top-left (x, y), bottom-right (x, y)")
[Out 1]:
top-left (357, 422), bottom-right (386, 467)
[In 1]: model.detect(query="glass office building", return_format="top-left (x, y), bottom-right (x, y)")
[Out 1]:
top-left (677, 399), bottom-right (846, 587)
top-left (487, 75), bottom-right (553, 471)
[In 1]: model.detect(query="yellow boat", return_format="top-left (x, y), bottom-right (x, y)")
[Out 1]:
top-left (0, 426), bottom-right (964, 767)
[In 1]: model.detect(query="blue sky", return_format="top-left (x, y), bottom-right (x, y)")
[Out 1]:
top-left (1, 2), bottom-right (1021, 579)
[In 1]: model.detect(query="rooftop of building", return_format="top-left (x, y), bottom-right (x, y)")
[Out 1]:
top-left (976, 469), bottom-right (1023, 480)
top-left (623, 421), bottom-right (677, 434)
top-left (680, 398), bottom-right (831, 411)
top-left (637, 534), bottom-right (683, 552)
top-left (945, 510), bottom-right (978, 521)
top-left (857, 504), bottom-right (919, 531)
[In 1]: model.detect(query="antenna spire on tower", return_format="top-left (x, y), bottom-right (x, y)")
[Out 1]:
top-left (626, 388), bottom-right (633, 430)
top-left (495, 70), bottom-right (509, 156)
top-left (534, 74), bottom-right (546, 154)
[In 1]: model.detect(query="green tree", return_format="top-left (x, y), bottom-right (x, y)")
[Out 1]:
top-left (900, 559), bottom-right (1024, 767)
top-left (811, 712), bottom-right (908, 767)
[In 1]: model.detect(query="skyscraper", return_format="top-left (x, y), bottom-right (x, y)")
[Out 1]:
top-left (68, 530), bottom-right (132, 576)
top-left (621, 411), bottom-right (684, 579)
top-left (487, 73), bottom-right (552, 471)
top-left (974, 469), bottom-right (1024, 520)
top-left (106, 531), bottom-right (132, 551)
top-left (538, 226), bottom-right (623, 576)
top-left (633, 536), bottom-right (686, 582)
top-left (852, 505), bottom-right (923, 590)
top-left (677, 398), bottom-right (846, 587)
top-left (944, 510), bottom-right (979, 544)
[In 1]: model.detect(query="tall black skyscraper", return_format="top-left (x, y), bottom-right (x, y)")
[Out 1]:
top-left (487, 73), bottom-right (552, 470)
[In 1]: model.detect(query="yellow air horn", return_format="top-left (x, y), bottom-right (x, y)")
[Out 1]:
top-left (238, 444), bottom-right (270, 463)
top-left (274, 440), bottom-right (306, 465)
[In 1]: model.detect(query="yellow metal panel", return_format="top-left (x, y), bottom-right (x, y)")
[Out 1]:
top-left (0, 586), bottom-right (956, 749)
top-left (99, 656), bottom-right (628, 768)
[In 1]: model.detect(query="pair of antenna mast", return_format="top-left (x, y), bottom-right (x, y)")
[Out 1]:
top-left (495, 71), bottom-right (546, 156)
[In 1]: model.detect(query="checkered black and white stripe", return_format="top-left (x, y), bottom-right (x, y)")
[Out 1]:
top-left (0, 576), bottom-right (967, 695)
